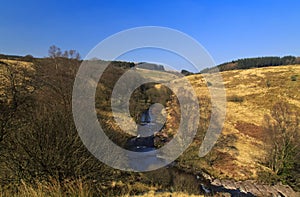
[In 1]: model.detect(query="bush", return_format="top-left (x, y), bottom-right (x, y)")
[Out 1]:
top-left (266, 80), bottom-right (271, 87)
top-left (2, 109), bottom-right (109, 182)
top-left (263, 102), bottom-right (300, 190)
top-left (257, 170), bottom-right (279, 185)
top-left (227, 95), bottom-right (244, 103)
top-left (22, 54), bottom-right (34, 62)
top-left (207, 81), bottom-right (212, 86)
top-left (291, 75), bottom-right (297, 81)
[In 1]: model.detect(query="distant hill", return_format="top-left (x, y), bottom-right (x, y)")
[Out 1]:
top-left (0, 53), bottom-right (36, 62)
top-left (136, 62), bottom-right (165, 71)
top-left (201, 56), bottom-right (300, 73)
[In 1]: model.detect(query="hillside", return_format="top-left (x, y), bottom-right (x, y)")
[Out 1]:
top-left (202, 56), bottom-right (300, 73)
top-left (0, 55), bottom-right (299, 196)
top-left (97, 63), bottom-right (300, 194)
top-left (183, 65), bottom-right (300, 179)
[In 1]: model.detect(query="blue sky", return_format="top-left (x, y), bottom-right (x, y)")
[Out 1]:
top-left (1, 0), bottom-right (300, 70)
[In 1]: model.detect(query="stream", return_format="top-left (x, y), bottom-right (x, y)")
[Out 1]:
top-left (124, 109), bottom-right (293, 196)
top-left (125, 108), bottom-right (168, 171)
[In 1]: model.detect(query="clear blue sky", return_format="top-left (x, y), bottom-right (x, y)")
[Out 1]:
top-left (1, 0), bottom-right (300, 70)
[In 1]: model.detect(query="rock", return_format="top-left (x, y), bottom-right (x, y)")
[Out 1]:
top-left (126, 135), bottom-right (155, 149)
top-left (274, 184), bottom-right (297, 197)
top-left (212, 179), bottom-right (222, 186)
top-left (235, 181), bottom-right (247, 193)
top-left (209, 178), bottom-right (298, 197)
top-left (221, 179), bottom-right (236, 190)
top-left (202, 171), bottom-right (213, 182)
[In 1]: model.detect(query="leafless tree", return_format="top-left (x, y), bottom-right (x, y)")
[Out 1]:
top-left (264, 102), bottom-right (300, 175)
top-left (48, 45), bottom-right (80, 60)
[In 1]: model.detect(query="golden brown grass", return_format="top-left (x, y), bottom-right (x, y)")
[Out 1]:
top-left (0, 179), bottom-right (203, 197)
top-left (0, 59), bottom-right (35, 98)
top-left (182, 65), bottom-right (300, 180)
top-left (135, 68), bottom-right (180, 82)
top-left (123, 190), bottom-right (204, 197)
top-left (1, 58), bottom-right (299, 192)
top-left (0, 179), bottom-right (153, 197)
top-left (0, 179), bottom-right (93, 197)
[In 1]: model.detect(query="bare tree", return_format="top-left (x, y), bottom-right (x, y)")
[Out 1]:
top-left (48, 45), bottom-right (62, 58)
top-left (48, 45), bottom-right (80, 60)
top-left (0, 50), bottom-right (113, 183)
top-left (34, 46), bottom-right (81, 111)
top-left (264, 102), bottom-right (300, 175)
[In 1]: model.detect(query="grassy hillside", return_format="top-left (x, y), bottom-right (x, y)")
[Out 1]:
top-left (139, 64), bottom-right (300, 192)
top-left (0, 55), bottom-right (299, 195)
top-left (101, 63), bottom-right (300, 189)
top-left (184, 65), bottom-right (300, 176)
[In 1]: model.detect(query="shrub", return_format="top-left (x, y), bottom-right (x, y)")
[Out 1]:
top-left (257, 170), bottom-right (279, 185)
top-left (227, 95), bottom-right (244, 103)
top-left (291, 75), bottom-right (297, 81)
top-left (263, 102), bottom-right (300, 190)
top-left (266, 80), bottom-right (271, 87)
top-left (207, 81), bottom-right (212, 86)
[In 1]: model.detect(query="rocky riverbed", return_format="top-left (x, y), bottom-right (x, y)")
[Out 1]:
top-left (126, 109), bottom-right (298, 196)
top-left (201, 174), bottom-right (298, 197)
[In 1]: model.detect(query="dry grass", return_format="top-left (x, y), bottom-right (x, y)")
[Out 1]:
top-left (135, 68), bottom-right (180, 82)
top-left (181, 65), bottom-right (300, 180)
top-left (124, 190), bottom-right (204, 197)
top-left (0, 179), bottom-right (93, 197)
top-left (0, 59), bottom-right (35, 98)
top-left (1, 58), bottom-right (299, 192)
top-left (0, 179), bottom-right (161, 197)
top-left (0, 59), bottom-right (33, 69)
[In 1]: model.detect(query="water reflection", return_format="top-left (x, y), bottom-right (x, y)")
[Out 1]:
top-left (126, 107), bottom-right (167, 171)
